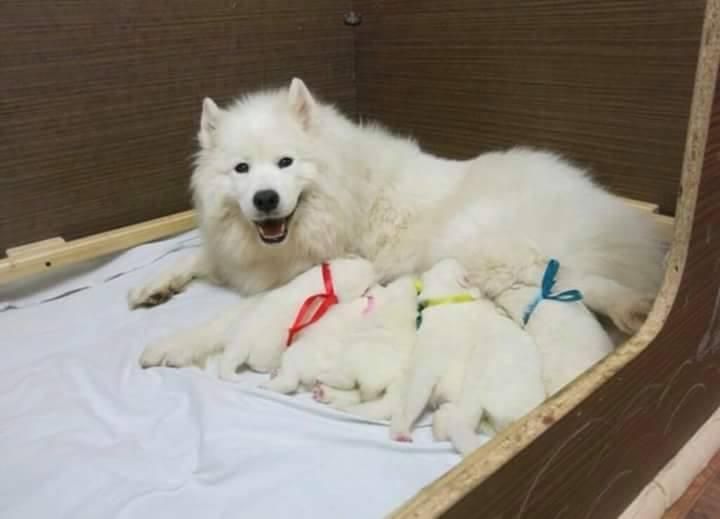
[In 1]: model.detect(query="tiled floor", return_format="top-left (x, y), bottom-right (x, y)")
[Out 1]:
top-left (663, 448), bottom-right (720, 518)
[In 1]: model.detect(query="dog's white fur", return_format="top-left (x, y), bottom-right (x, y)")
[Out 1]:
top-left (139, 257), bottom-right (375, 373)
top-left (390, 259), bottom-right (546, 450)
top-left (133, 77), bottom-right (665, 368)
top-left (474, 259), bottom-right (615, 396)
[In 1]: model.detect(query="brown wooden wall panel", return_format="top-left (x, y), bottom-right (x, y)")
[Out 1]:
top-left (0, 0), bottom-right (354, 251)
top-left (353, 0), bottom-right (706, 214)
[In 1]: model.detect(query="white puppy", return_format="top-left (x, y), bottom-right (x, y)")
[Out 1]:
top-left (139, 257), bottom-right (375, 374)
top-left (218, 257), bottom-right (376, 378)
top-left (312, 276), bottom-right (418, 420)
top-left (262, 276), bottom-right (418, 422)
top-left (390, 259), bottom-right (546, 452)
top-left (475, 258), bottom-right (614, 396)
top-left (259, 292), bottom-right (375, 394)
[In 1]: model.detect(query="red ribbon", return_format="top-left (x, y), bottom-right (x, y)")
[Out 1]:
top-left (286, 262), bottom-right (338, 346)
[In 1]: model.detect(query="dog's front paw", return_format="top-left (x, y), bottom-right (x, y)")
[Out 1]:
top-left (140, 331), bottom-right (209, 368)
top-left (140, 339), bottom-right (195, 368)
top-left (128, 271), bottom-right (192, 309)
top-left (163, 344), bottom-right (200, 368)
top-left (218, 348), bottom-right (246, 381)
top-left (609, 295), bottom-right (655, 335)
top-left (139, 339), bottom-right (173, 368)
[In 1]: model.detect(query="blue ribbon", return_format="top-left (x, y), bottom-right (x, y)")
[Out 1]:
top-left (521, 259), bottom-right (583, 326)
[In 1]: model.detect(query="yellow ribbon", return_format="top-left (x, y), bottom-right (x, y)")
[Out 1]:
top-left (414, 278), bottom-right (475, 329)
top-left (418, 292), bottom-right (476, 310)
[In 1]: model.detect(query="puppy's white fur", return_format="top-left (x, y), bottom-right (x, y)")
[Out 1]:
top-left (473, 259), bottom-right (615, 396)
top-left (139, 257), bottom-right (375, 374)
top-left (262, 276), bottom-right (417, 412)
top-left (219, 257), bottom-right (375, 377)
top-left (259, 295), bottom-right (373, 395)
top-left (390, 259), bottom-right (546, 450)
top-left (133, 78), bottom-right (665, 367)
top-left (312, 276), bottom-right (418, 420)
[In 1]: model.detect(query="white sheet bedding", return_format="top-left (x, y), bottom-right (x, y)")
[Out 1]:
top-left (0, 232), bottom-right (470, 519)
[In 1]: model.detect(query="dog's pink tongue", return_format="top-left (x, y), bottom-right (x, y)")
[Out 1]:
top-left (260, 220), bottom-right (284, 237)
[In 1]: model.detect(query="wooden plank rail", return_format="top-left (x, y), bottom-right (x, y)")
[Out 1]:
top-left (0, 211), bottom-right (195, 285)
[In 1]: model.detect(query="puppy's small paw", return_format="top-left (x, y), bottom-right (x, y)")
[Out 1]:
top-left (392, 433), bottom-right (413, 443)
top-left (316, 371), bottom-right (355, 391)
top-left (219, 358), bottom-right (242, 381)
top-left (258, 379), bottom-right (280, 392)
top-left (312, 384), bottom-right (327, 403)
top-left (260, 374), bottom-right (298, 394)
top-left (432, 405), bottom-right (454, 441)
top-left (610, 295), bottom-right (654, 335)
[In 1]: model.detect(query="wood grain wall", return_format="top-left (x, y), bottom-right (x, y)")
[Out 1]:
top-left (0, 1), bottom-right (354, 250)
top-left (353, 0), bottom-right (706, 214)
top-left (1, 1), bottom-right (706, 247)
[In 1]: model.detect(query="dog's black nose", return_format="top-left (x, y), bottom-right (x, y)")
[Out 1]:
top-left (253, 189), bottom-right (280, 213)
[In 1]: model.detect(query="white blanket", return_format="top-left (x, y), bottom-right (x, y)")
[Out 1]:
top-left (0, 233), bottom-right (472, 519)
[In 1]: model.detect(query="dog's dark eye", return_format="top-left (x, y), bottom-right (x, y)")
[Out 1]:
top-left (277, 157), bottom-right (294, 169)
top-left (234, 162), bottom-right (250, 174)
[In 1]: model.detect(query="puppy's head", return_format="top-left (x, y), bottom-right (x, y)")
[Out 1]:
top-left (325, 257), bottom-right (377, 299)
top-left (192, 78), bottom-right (337, 247)
top-left (420, 258), bottom-right (473, 297)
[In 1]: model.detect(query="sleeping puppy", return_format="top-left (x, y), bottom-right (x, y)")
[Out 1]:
top-left (472, 258), bottom-right (614, 396)
top-left (218, 257), bottom-right (376, 379)
top-left (259, 292), bottom-right (375, 394)
top-left (313, 275), bottom-right (418, 420)
top-left (264, 275), bottom-right (418, 421)
top-left (390, 258), bottom-right (546, 453)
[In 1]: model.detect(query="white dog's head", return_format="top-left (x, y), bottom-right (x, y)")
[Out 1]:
top-left (192, 78), bottom-right (355, 251)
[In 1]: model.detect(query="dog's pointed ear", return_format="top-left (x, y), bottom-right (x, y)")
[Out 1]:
top-left (288, 78), bottom-right (316, 130)
top-left (199, 97), bottom-right (221, 148)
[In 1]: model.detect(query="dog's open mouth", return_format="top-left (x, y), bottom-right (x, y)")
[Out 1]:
top-left (253, 209), bottom-right (296, 244)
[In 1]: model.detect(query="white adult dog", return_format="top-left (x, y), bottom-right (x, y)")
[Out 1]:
top-left (131, 78), bottom-right (665, 367)
top-left (390, 259), bottom-right (546, 450)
